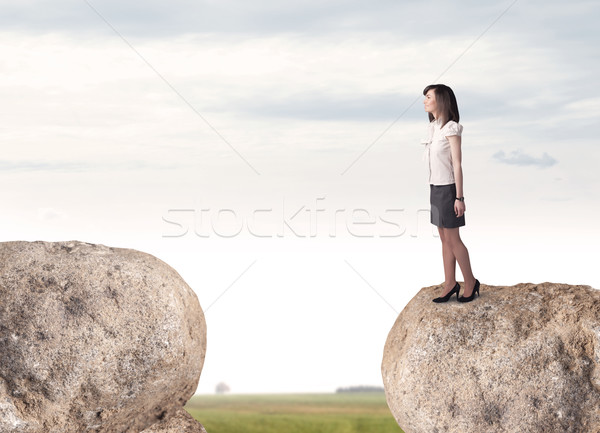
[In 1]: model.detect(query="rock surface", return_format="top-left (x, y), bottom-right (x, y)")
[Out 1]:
top-left (382, 282), bottom-right (600, 433)
top-left (141, 408), bottom-right (207, 433)
top-left (0, 241), bottom-right (207, 433)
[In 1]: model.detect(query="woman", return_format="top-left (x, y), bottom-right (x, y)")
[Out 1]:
top-left (421, 84), bottom-right (480, 303)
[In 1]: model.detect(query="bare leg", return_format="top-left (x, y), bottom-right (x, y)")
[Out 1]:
top-left (444, 227), bottom-right (476, 296)
top-left (438, 227), bottom-right (457, 295)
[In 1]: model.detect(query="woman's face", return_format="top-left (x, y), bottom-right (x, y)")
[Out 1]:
top-left (424, 89), bottom-right (437, 116)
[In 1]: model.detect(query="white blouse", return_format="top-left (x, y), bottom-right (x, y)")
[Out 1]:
top-left (421, 119), bottom-right (463, 185)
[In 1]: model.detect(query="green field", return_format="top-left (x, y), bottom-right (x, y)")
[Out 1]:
top-left (184, 393), bottom-right (404, 433)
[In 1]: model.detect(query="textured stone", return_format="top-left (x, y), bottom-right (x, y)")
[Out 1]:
top-left (141, 408), bottom-right (207, 433)
top-left (0, 241), bottom-right (206, 433)
top-left (382, 282), bottom-right (600, 433)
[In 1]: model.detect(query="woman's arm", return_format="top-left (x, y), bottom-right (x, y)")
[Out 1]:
top-left (449, 135), bottom-right (466, 217)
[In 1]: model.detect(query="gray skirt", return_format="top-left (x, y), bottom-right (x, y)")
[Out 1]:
top-left (430, 183), bottom-right (465, 228)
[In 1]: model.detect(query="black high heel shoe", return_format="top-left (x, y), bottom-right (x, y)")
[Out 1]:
top-left (432, 282), bottom-right (461, 303)
top-left (458, 279), bottom-right (480, 303)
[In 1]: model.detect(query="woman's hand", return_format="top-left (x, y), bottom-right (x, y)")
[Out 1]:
top-left (454, 199), bottom-right (466, 217)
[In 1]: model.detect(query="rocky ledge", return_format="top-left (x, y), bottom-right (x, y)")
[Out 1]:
top-left (382, 282), bottom-right (600, 433)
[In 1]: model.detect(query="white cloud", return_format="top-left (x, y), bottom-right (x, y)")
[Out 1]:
top-left (0, 1), bottom-right (519, 37)
top-left (37, 207), bottom-right (67, 222)
top-left (492, 149), bottom-right (557, 168)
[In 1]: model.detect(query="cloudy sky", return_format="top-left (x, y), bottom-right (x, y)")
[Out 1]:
top-left (1, 0), bottom-right (599, 393)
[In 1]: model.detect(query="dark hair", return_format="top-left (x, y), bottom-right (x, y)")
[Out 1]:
top-left (423, 84), bottom-right (460, 126)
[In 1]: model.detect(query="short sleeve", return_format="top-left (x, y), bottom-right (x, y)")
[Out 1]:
top-left (443, 121), bottom-right (463, 137)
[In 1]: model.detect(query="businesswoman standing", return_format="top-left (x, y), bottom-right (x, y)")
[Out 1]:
top-left (421, 84), bottom-right (480, 303)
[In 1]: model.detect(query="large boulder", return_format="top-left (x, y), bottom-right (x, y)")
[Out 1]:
top-left (141, 408), bottom-right (207, 433)
top-left (382, 282), bottom-right (600, 433)
top-left (0, 241), bottom-right (207, 433)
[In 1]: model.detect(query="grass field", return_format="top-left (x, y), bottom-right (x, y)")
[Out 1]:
top-left (184, 392), bottom-right (404, 433)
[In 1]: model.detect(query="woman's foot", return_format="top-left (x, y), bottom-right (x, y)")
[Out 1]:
top-left (458, 279), bottom-right (480, 303)
top-left (433, 282), bottom-right (460, 303)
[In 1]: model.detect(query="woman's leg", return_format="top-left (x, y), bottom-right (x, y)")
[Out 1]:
top-left (444, 227), bottom-right (476, 296)
top-left (438, 227), bottom-right (457, 295)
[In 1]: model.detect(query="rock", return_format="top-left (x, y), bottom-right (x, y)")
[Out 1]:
top-left (140, 408), bottom-right (207, 433)
top-left (381, 282), bottom-right (600, 433)
top-left (0, 241), bottom-right (207, 433)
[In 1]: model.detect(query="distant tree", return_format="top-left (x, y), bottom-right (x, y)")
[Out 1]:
top-left (336, 385), bottom-right (385, 393)
top-left (215, 382), bottom-right (231, 394)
